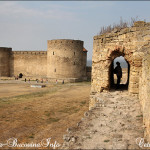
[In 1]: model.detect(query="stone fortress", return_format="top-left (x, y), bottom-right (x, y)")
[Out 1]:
top-left (1, 21), bottom-right (150, 143)
top-left (0, 39), bottom-right (90, 81)
top-left (90, 21), bottom-right (150, 141)
top-left (61, 21), bottom-right (150, 149)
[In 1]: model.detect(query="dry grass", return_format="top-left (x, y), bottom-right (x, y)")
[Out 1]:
top-left (99, 17), bottom-right (144, 35)
top-left (0, 82), bottom-right (91, 148)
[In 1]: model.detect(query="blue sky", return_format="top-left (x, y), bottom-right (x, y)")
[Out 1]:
top-left (0, 1), bottom-right (150, 60)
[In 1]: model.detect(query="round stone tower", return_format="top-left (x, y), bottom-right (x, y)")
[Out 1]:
top-left (47, 39), bottom-right (86, 79)
top-left (0, 47), bottom-right (12, 76)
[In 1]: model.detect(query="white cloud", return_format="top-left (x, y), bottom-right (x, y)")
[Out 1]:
top-left (0, 2), bottom-right (76, 20)
top-left (0, 1), bottom-right (150, 60)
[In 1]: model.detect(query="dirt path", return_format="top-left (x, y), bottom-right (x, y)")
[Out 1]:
top-left (62, 90), bottom-right (143, 149)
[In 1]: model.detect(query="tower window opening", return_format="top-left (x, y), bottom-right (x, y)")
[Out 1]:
top-left (74, 52), bottom-right (75, 56)
top-left (53, 52), bottom-right (54, 55)
top-left (54, 69), bottom-right (56, 72)
top-left (74, 62), bottom-right (75, 65)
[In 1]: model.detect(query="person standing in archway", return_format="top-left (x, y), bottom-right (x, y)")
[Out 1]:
top-left (114, 62), bottom-right (122, 89)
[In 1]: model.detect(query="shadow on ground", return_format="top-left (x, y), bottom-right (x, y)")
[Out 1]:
top-left (110, 84), bottom-right (128, 91)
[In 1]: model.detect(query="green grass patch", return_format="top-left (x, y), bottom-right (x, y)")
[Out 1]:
top-left (24, 107), bottom-right (31, 110)
top-left (47, 118), bottom-right (60, 124)
top-left (72, 81), bottom-right (91, 86)
top-left (59, 106), bottom-right (79, 114)
top-left (136, 118), bottom-right (142, 121)
top-left (104, 140), bottom-right (110, 142)
top-left (21, 80), bottom-right (36, 81)
top-left (136, 115), bottom-right (143, 118)
top-left (45, 112), bottom-right (50, 117)
top-left (28, 133), bottom-right (34, 139)
top-left (44, 110), bottom-right (55, 117)
top-left (1, 115), bottom-right (6, 119)
top-left (80, 100), bottom-right (86, 105)
top-left (73, 108), bottom-right (80, 113)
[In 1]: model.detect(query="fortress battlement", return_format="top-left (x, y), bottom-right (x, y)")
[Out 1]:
top-left (11, 51), bottom-right (47, 55)
top-left (47, 39), bottom-right (83, 45)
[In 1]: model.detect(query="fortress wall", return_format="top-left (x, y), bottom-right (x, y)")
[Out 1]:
top-left (0, 47), bottom-right (12, 76)
top-left (90, 21), bottom-right (150, 108)
top-left (91, 21), bottom-right (150, 94)
top-left (90, 21), bottom-right (150, 141)
top-left (82, 51), bottom-right (87, 77)
top-left (10, 51), bottom-right (47, 77)
top-left (139, 49), bottom-right (150, 141)
top-left (86, 66), bottom-right (92, 80)
top-left (47, 39), bottom-right (86, 79)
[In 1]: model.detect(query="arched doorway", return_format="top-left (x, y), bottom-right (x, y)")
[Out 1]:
top-left (109, 56), bottom-right (130, 90)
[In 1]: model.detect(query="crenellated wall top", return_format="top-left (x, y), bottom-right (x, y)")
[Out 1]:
top-left (47, 39), bottom-right (83, 45)
top-left (11, 51), bottom-right (47, 55)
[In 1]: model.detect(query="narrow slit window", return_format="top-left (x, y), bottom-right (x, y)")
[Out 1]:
top-left (53, 52), bottom-right (54, 55)
top-left (54, 69), bottom-right (56, 72)
top-left (74, 62), bottom-right (75, 65)
top-left (74, 52), bottom-right (75, 56)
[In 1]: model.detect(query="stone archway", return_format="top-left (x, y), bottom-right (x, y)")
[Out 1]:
top-left (109, 56), bottom-right (130, 90)
top-left (91, 45), bottom-right (136, 95)
top-left (107, 48), bottom-right (133, 92)
top-left (90, 21), bottom-right (148, 109)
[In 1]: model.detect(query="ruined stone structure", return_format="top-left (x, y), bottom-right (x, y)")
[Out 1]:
top-left (90, 21), bottom-right (150, 141)
top-left (0, 39), bottom-right (87, 80)
top-left (139, 49), bottom-right (150, 141)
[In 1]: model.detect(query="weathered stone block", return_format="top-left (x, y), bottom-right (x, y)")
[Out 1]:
top-left (134, 21), bottom-right (146, 27)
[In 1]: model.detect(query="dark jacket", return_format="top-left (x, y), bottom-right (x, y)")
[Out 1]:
top-left (114, 65), bottom-right (122, 78)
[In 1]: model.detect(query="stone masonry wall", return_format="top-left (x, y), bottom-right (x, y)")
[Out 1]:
top-left (1, 39), bottom-right (88, 79)
top-left (0, 47), bottom-right (12, 77)
top-left (90, 21), bottom-right (150, 109)
top-left (139, 49), bottom-right (150, 141)
top-left (90, 21), bottom-right (150, 142)
top-left (47, 39), bottom-right (87, 79)
top-left (82, 51), bottom-right (87, 78)
top-left (10, 51), bottom-right (47, 77)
